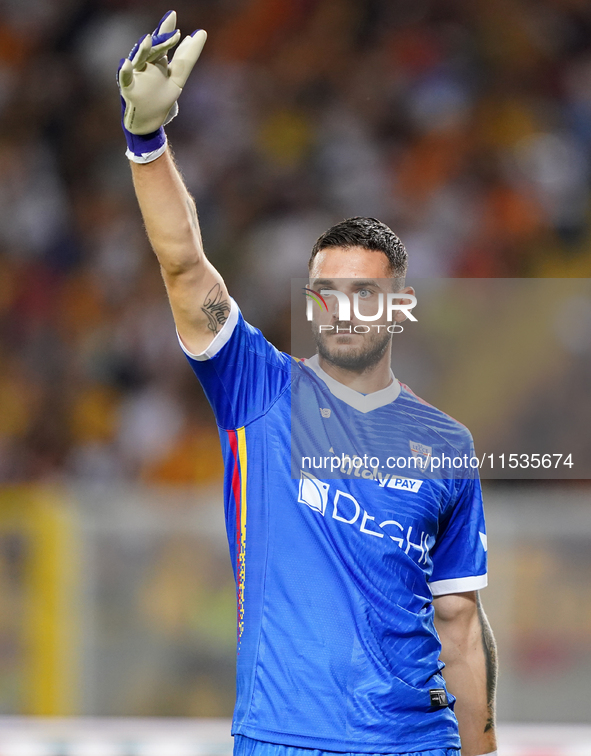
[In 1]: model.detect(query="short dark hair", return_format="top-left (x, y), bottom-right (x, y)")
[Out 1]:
top-left (308, 217), bottom-right (408, 277)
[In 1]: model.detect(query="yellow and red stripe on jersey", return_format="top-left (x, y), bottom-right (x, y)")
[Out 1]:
top-left (227, 427), bottom-right (247, 648)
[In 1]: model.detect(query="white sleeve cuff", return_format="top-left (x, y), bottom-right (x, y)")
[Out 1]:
top-left (429, 573), bottom-right (488, 596)
top-left (176, 297), bottom-right (239, 361)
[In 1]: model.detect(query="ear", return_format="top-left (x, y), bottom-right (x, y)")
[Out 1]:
top-left (392, 285), bottom-right (415, 323)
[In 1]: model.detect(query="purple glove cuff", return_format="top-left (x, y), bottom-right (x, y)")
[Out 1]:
top-left (122, 121), bottom-right (167, 163)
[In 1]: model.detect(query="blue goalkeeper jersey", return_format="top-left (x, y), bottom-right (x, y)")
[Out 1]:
top-left (179, 298), bottom-right (487, 754)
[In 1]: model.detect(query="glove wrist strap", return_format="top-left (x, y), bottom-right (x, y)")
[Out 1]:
top-left (123, 125), bottom-right (167, 164)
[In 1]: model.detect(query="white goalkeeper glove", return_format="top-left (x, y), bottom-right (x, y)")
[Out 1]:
top-left (117, 10), bottom-right (207, 163)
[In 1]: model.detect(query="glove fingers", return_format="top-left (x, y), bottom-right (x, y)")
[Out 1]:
top-left (130, 33), bottom-right (153, 70)
top-left (153, 10), bottom-right (176, 36)
top-left (147, 29), bottom-right (181, 63)
top-left (127, 33), bottom-right (147, 63)
top-left (169, 30), bottom-right (207, 88)
top-left (118, 57), bottom-right (134, 89)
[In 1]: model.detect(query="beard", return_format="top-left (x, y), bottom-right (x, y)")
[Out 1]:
top-left (313, 323), bottom-right (392, 372)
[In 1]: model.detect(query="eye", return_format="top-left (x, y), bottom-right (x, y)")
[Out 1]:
top-left (357, 289), bottom-right (371, 298)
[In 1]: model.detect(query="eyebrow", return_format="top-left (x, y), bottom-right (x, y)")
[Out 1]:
top-left (312, 279), bottom-right (382, 289)
top-left (350, 280), bottom-right (381, 288)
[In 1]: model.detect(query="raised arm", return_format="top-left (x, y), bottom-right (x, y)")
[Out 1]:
top-left (119, 11), bottom-right (229, 355)
top-left (131, 151), bottom-right (230, 354)
top-left (434, 591), bottom-right (498, 756)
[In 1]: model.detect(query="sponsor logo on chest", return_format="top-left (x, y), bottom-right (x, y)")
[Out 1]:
top-left (384, 476), bottom-right (423, 491)
top-left (297, 471), bottom-right (430, 564)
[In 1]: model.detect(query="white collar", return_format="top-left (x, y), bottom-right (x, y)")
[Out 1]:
top-left (303, 354), bottom-right (400, 413)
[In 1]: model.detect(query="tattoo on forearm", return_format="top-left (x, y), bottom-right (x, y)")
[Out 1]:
top-left (477, 594), bottom-right (498, 733)
top-left (201, 283), bottom-right (230, 334)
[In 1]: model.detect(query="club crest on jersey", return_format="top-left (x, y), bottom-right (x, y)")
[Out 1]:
top-left (319, 408), bottom-right (331, 418)
top-left (409, 441), bottom-right (432, 463)
top-left (298, 471), bottom-right (330, 515)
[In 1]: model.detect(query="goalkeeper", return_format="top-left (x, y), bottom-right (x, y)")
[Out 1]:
top-left (118, 12), bottom-right (498, 756)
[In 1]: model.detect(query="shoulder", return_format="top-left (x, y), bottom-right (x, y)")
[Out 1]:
top-left (395, 382), bottom-right (475, 453)
top-left (224, 305), bottom-right (292, 371)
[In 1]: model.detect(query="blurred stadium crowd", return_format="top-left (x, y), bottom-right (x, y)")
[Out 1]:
top-left (2, 0), bottom-right (591, 484)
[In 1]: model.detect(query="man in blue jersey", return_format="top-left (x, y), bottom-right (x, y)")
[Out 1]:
top-left (118, 12), bottom-right (498, 756)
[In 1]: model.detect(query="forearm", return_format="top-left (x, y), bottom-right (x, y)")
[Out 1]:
top-left (439, 597), bottom-right (498, 756)
top-left (130, 147), bottom-right (203, 275)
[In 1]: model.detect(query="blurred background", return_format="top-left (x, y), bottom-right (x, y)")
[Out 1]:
top-left (1, 0), bottom-right (591, 753)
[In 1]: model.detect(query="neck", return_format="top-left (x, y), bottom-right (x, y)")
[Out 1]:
top-left (317, 350), bottom-right (393, 393)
